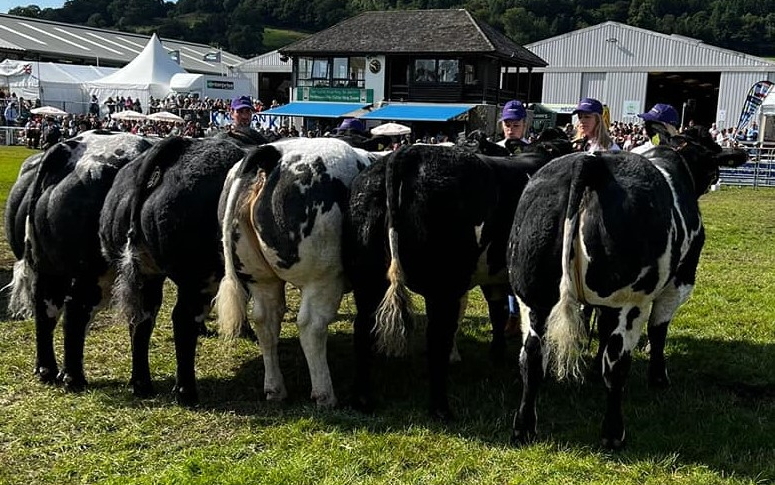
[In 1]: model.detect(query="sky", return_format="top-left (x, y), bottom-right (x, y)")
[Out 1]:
top-left (3, 1), bottom-right (67, 13)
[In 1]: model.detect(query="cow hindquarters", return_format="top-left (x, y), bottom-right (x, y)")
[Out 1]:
top-left (599, 305), bottom-right (649, 450)
top-left (296, 279), bottom-right (344, 407)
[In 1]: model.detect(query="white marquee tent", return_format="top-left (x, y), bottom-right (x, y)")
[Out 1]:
top-left (85, 33), bottom-right (186, 114)
top-left (0, 59), bottom-right (116, 113)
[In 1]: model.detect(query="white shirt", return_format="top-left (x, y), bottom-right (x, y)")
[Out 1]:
top-left (630, 141), bottom-right (653, 155)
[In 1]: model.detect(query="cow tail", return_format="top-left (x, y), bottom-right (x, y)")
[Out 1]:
top-left (546, 154), bottom-right (600, 381)
top-left (6, 145), bottom-right (69, 318)
top-left (374, 149), bottom-right (416, 357)
top-left (114, 137), bottom-right (192, 324)
top-left (216, 145), bottom-right (281, 340)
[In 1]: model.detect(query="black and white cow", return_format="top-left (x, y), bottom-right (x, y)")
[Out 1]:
top-left (99, 136), bottom-right (248, 404)
top-left (344, 137), bottom-right (571, 417)
top-left (4, 131), bottom-right (153, 389)
top-left (507, 126), bottom-right (748, 449)
top-left (215, 137), bottom-right (379, 407)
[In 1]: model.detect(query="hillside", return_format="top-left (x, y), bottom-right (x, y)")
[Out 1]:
top-left (8, 0), bottom-right (775, 59)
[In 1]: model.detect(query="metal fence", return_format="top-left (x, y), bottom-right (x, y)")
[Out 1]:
top-left (0, 126), bottom-right (24, 146)
top-left (719, 141), bottom-right (775, 188)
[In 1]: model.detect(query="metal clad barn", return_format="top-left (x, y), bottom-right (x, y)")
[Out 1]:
top-left (527, 22), bottom-right (775, 128)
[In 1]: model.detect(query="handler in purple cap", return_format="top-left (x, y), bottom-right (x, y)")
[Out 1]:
top-left (631, 103), bottom-right (680, 154)
top-left (222, 95), bottom-right (268, 145)
top-left (330, 117), bottom-right (390, 151)
top-left (572, 97), bottom-right (619, 153)
top-left (497, 99), bottom-right (530, 154)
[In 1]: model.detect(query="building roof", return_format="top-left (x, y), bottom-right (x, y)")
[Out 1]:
top-left (0, 13), bottom-right (245, 75)
top-left (280, 9), bottom-right (546, 67)
top-left (527, 21), bottom-right (775, 72)
top-left (236, 49), bottom-right (292, 73)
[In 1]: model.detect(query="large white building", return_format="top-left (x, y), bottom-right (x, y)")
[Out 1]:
top-left (526, 22), bottom-right (775, 129)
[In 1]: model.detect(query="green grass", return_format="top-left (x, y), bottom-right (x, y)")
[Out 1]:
top-left (263, 27), bottom-right (309, 52)
top-left (0, 146), bottom-right (773, 484)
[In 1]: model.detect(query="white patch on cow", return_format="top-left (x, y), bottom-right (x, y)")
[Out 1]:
top-left (73, 132), bottom-right (149, 183)
top-left (44, 298), bottom-right (61, 319)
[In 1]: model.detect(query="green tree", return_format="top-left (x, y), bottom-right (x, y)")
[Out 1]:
top-left (7, 5), bottom-right (42, 17)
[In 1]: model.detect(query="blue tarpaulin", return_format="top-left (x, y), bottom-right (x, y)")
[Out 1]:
top-left (360, 104), bottom-right (474, 122)
top-left (260, 102), bottom-right (369, 118)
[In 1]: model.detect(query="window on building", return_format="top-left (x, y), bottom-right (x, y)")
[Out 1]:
top-left (296, 56), bottom-right (366, 88)
top-left (414, 58), bottom-right (460, 83)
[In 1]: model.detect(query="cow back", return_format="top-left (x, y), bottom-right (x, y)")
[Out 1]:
top-left (101, 136), bottom-right (246, 279)
top-left (23, 131), bottom-right (152, 272)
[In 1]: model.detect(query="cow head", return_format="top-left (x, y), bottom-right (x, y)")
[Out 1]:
top-left (660, 125), bottom-right (749, 196)
top-left (456, 130), bottom-right (511, 156)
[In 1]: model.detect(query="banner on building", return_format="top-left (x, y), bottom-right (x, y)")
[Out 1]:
top-left (734, 80), bottom-right (774, 135)
top-left (203, 51), bottom-right (221, 63)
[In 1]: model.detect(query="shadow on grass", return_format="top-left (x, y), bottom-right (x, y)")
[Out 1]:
top-left (86, 320), bottom-right (774, 481)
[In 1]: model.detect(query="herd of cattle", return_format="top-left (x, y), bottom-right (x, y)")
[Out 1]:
top-left (3, 126), bottom-right (747, 449)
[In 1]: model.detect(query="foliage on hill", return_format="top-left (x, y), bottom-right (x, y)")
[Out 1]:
top-left (8, 0), bottom-right (775, 59)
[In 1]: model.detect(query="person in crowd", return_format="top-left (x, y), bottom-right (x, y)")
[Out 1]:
top-left (329, 117), bottom-right (390, 150)
top-left (496, 99), bottom-right (529, 154)
top-left (40, 116), bottom-right (61, 149)
top-left (25, 115), bottom-right (40, 149)
top-left (4, 101), bottom-right (18, 126)
top-left (571, 97), bottom-right (620, 152)
top-left (631, 103), bottom-right (680, 155)
top-left (219, 95), bottom-right (268, 145)
top-left (89, 94), bottom-right (100, 116)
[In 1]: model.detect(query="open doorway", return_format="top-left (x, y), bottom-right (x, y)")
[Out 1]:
top-left (645, 72), bottom-right (721, 128)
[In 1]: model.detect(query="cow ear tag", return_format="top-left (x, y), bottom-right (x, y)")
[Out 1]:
top-left (651, 134), bottom-right (661, 146)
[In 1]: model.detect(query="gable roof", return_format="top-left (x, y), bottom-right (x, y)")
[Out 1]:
top-left (0, 13), bottom-right (245, 75)
top-left (527, 21), bottom-right (775, 71)
top-left (280, 9), bottom-right (546, 67)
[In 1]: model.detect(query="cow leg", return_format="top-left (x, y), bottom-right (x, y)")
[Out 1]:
top-left (170, 283), bottom-right (212, 405)
top-left (511, 302), bottom-right (548, 445)
top-left (481, 284), bottom-right (511, 362)
top-left (33, 274), bottom-right (67, 384)
top-left (425, 294), bottom-right (460, 421)
top-left (592, 306), bottom-right (617, 380)
top-left (600, 305), bottom-right (648, 450)
top-left (59, 273), bottom-right (108, 392)
top-left (296, 280), bottom-right (343, 408)
top-left (249, 280), bottom-right (287, 402)
top-left (351, 282), bottom-right (387, 412)
top-left (448, 293), bottom-right (467, 363)
top-left (128, 276), bottom-right (165, 398)
top-left (647, 283), bottom-right (691, 388)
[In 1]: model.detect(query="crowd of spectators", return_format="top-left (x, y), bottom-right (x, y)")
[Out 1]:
top-left (0, 91), bottom-right (764, 153)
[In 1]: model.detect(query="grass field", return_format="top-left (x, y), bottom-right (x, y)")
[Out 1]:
top-left (0, 146), bottom-right (773, 484)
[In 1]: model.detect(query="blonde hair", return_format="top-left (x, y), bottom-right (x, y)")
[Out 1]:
top-left (574, 112), bottom-right (614, 150)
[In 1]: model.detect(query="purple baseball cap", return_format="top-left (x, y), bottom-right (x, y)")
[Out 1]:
top-left (572, 97), bottom-right (603, 115)
top-left (231, 95), bottom-right (253, 111)
top-left (638, 103), bottom-right (679, 127)
top-left (500, 100), bottom-right (526, 122)
top-left (337, 118), bottom-right (365, 132)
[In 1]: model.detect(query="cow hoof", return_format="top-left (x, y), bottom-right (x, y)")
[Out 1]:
top-left (265, 388), bottom-right (288, 402)
top-left (312, 392), bottom-right (337, 408)
top-left (601, 426), bottom-right (626, 451)
top-left (510, 428), bottom-right (537, 446)
top-left (60, 372), bottom-right (88, 392)
top-left (173, 385), bottom-right (199, 406)
top-left (130, 379), bottom-right (156, 399)
top-left (648, 369), bottom-right (671, 389)
top-left (34, 365), bottom-right (58, 385)
top-left (350, 394), bottom-right (376, 414)
top-left (601, 435), bottom-right (626, 450)
top-left (429, 405), bottom-right (455, 423)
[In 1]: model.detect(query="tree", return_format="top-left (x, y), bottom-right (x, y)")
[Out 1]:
top-left (7, 6), bottom-right (42, 18)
